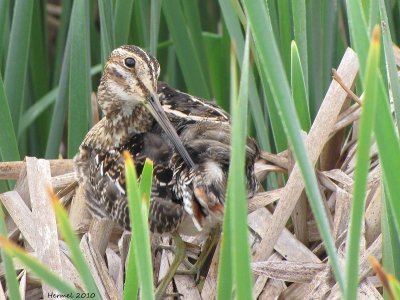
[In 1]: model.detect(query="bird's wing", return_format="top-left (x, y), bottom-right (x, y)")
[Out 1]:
top-left (158, 81), bottom-right (230, 123)
top-left (86, 131), bottom-right (186, 232)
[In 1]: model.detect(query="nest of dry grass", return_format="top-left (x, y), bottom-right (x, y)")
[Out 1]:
top-left (0, 48), bottom-right (385, 299)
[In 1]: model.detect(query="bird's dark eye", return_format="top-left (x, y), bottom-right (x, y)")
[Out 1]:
top-left (124, 57), bottom-right (136, 68)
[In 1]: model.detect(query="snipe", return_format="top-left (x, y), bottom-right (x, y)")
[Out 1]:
top-left (74, 45), bottom-right (260, 298)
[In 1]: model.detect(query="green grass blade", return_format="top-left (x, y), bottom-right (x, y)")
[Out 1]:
top-left (46, 33), bottom-right (70, 158)
top-left (124, 152), bottom-right (154, 300)
top-left (0, 235), bottom-right (78, 295)
top-left (18, 88), bottom-right (58, 138)
top-left (218, 0), bottom-right (271, 151)
top-left (382, 178), bottom-right (400, 278)
top-left (28, 2), bottom-right (50, 155)
top-left (346, 0), bottom-right (369, 80)
top-left (374, 78), bottom-right (400, 239)
top-left (379, 0), bottom-right (400, 132)
top-left (99, 0), bottom-right (115, 64)
top-left (67, 0), bottom-right (91, 158)
top-left (242, 0), bottom-right (345, 292)
top-left (217, 46), bottom-right (238, 300)
top-left (49, 192), bottom-right (100, 294)
top-left (123, 245), bottom-right (139, 299)
top-left (181, 1), bottom-right (211, 89)
top-left (292, 0), bottom-right (308, 88)
top-left (0, 206), bottom-right (21, 300)
top-left (306, 1), bottom-right (323, 116)
top-left (277, 0), bottom-right (292, 76)
top-left (0, 0), bottom-right (10, 66)
top-left (114, 0), bottom-right (135, 47)
top-left (0, 74), bottom-right (20, 162)
top-left (389, 275), bottom-right (400, 299)
top-left (20, 65), bottom-right (102, 139)
top-left (52, 0), bottom-right (72, 86)
top-left (4, 0), bottom-right (34, 132)
top-left (162, 0), bottom-right (210, 99)
top-left (344, 26), bottom-right (381, 300)
top-left (291, 41), bottom-right (311, 132)
top-left (202, 32), bottom-right (230, 111)
top-left (367, 0), bottom-right (379, 33)
top-left (139, 159), bottom-right (154, 212)
top-left (229, 24), bottom-right (253, 299)
top-left (133, 0), bottom-right (150, 47)
top-left (123, 158), bottom-right (153, 300)
top-left (321, 1), bottom-right (338, 95)
top-left (149, 0), bottom-right (162, 56)
top-left (217, 218), bottom-right (233, 299)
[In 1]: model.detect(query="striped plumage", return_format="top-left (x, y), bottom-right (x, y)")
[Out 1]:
top-left (74, 45), bottom-right (259, 296)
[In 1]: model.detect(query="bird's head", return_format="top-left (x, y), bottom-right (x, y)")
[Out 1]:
top-left (98, 45), bottom-right (194, 168)
top-left (98, 45), bottom-right (160, 116)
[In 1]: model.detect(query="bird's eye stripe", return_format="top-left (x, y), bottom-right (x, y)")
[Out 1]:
top-left (124, 57), bottom-right (136, 68)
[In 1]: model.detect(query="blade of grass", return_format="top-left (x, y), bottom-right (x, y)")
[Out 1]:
top-left (114, 0), bottom-right (135, 47)
top-left (277, 0), bottom-right (292, 76)
top-left (49, 191), bottom-right (99, 294)
top-left (124, 158), bottom-right (153, 299)
top-left (291, 41), bottom-right (311, 131)
top-left (292, 0), bottom-right (308, 88)
top-left (202, 32), bottom-right (230, 111)
top-left (4, 0), bottom-right (34, 132)
top-left (0, 207), bottom-right (21, 300)
top-left (29, 1), bottom-right (50, 155)
top-left (217, 214), bottom-right (233, 299)
top-left (20, 65), bottom-right (102, 139)
top-left (346, 0), bottom-right (369, 81)
top-left (382, 178), bottom-right (400, 277)
top-left (149, 0), bottom-right (162, 56)
top-left (344, 25), bottom-right (381, 300)
top-left (46, 19), bottom-right (72, 158)
top-left (217, 44), bottom-right (238, 300)
top-left (123, 244), bottom-right (139, 299)
top-left (218, 0), bottom-right (271, 151)
top-left (139, 159), bottom-right (154, 212)
top-left (321, 1), bottom-right (338, 94)
top-left (99, 0), bottom-right (115, 65)
top-left (228, 24), bottom-right (253, 299)
top-left (0, 236), bottom-right (78, 295)
top-left (242, 0), bottom-right (345, 292)
top-left (379, 0), bottom-right (400, 133)
top-left (0, 74), bottom-right (20, 162)
top-left (388, 275), bottom-right (400, 299)
top-left (52, 0), bottom-right (72, 86)
top-left (181, 1), bottom-right (211, 90)
top-left (0, 0), bottom-right (10, 66)
top-left (306, 0), bottom-right (323, 116)
top-left (162, 0), bottom-right (210, 99)
top-left (18, 88), bottom-right (58, 138)
top-left (367, 0), bottom-right (379, 33)
top-left (124, 152), bottom-right (154, 300)
top-left (68, 0), bottom-right (91, 158)
top-left (132, 0), bottom-right (150, 47)
top-left (374, 77), bottom-right (400, 243)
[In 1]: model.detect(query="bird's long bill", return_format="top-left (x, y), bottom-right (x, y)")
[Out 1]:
top-left (145, 95), bottom-right (195, 168)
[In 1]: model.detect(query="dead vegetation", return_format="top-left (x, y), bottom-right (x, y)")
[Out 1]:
top-left (0, 48), bottom-right (386, 299)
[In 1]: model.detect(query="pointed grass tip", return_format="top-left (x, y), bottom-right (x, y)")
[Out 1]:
top-left (123, 150), bottom-right (133, 165)
top-left (46, 186), bottom-right (61, 207)
top-left (372, 25), bottom-right (380, 45)
top-left (368, 255), bottom-right (395, 300)
top-left (0, 235), bottom-right (24, 254)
